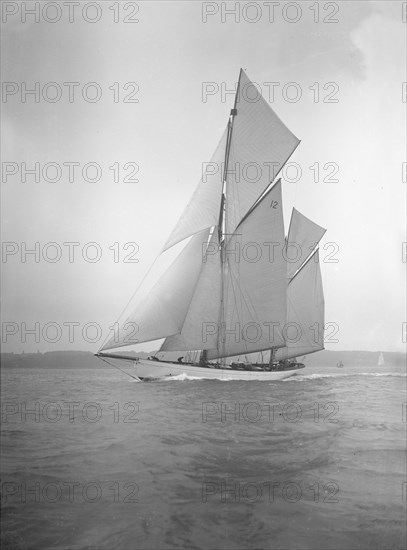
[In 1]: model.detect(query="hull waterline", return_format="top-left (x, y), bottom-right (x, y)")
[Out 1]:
top-left (132, 359), bottom-right (303, 381)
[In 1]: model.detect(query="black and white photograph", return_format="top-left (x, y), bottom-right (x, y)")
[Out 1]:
top-left (1, 1), bottom-right (406, 548)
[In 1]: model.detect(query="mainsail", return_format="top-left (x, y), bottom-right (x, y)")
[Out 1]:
top-left (207, 179), bottom-right (287, 360)
top-left (100, 69), bottom-right (325, 364)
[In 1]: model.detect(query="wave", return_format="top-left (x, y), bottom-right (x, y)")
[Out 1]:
top-left (157, 373), bottom-right (239, 382)
top-left (147, 371), bottom-right (406, 383)
top-left (285, 372), bottom-right (406, 381)
top-left (158, 373), bottom-right (208, 381)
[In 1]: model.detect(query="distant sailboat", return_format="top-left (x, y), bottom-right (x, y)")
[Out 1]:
top-left (96, 69), bottom-right (326, 381)
top-left (378, 352), bottom-right (385, 367)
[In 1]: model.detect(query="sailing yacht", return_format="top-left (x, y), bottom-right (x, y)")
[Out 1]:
top-left (96, 69), bottom-right (326, 381)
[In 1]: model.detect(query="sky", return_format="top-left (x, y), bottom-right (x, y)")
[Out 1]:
top-left (1, 0), bottom-right (406, 353)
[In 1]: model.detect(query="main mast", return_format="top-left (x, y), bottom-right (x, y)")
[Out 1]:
top-left (218, 68), bottom-right (241, 241)
top-left (216, 69), bottom-right (242, 363)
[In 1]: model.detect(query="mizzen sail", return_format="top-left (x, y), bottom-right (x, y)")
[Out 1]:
top-left (286, 208), bottom-right (326, 279)
top-left (275, 249), bottom-right (325, 360)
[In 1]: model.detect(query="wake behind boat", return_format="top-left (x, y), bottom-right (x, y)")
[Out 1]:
top-left (96, 69), bottom-right (326, 381)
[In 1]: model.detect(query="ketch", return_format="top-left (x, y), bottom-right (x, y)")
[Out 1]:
top-left (96, 69), bottom-right (326, 381)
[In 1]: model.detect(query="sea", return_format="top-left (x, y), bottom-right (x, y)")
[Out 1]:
top-left (1, 361), bottom-right (406, 550)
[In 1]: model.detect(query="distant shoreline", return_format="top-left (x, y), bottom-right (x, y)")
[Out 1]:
top-left (1, 350), bottom-right (405, 369)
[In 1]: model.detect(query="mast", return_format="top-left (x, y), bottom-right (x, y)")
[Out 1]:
top-left (218, 68), bottom-right (242, 241)
top-left (217, 69), bottom-right (242, 363)
top-left (199, 349), bottom-right (208, 366)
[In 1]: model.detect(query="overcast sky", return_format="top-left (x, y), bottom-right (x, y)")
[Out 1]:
top-left (1, 1), bottom-right (405, 353)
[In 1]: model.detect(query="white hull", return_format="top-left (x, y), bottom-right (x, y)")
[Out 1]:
top-left (132, 359), bottom-right (301, 381)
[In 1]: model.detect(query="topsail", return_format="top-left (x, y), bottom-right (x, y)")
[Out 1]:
top-left (225, 70), bottom-right (300, 235)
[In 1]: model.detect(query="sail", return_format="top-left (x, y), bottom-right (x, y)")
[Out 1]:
top-left (207, 179), bottom-right (287, 360)
top-left (286, 208), bottom-right (326, 279)
top-left (225, 70), bottom-right (300, 235)
top-left (98, 69), bottom-right (327, 372)
top-left (163, 127), bottom-right (227, 251)
top-left (275, 249), bottom-right (324, 360)
top-left (101, 229), bottom-right (211, 351)
top-left (160, 230), bottom-right (222, 351)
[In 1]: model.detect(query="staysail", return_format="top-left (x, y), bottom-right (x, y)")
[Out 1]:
top-left (100, 228), bottom-right (212, 351)
top-left (160, 230), bottom-right (222, 352)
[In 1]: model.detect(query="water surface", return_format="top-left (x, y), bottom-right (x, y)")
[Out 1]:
top-left (1, 361), bottom-right (406, 549)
